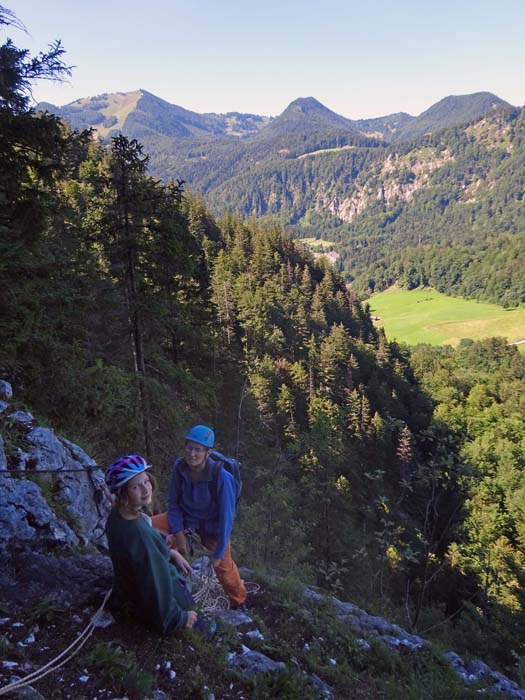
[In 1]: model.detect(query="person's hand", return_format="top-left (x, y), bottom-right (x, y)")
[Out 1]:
top-left (170, 549), bottom-right (193, 577)
top-left (164, 533), bottom-right (175, 548)
top-left (212, 557), bottom-right (222, 568)
top-left (185, 610), bottom-right (198, 628)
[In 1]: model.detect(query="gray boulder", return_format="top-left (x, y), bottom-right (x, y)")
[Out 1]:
top-left (0, 478), bottom-right (78, 548)
top-left (0, 379), bottom-right (13, 400)
top-left (0, 427), bottom-right (110, 550)
top-left (213, 609), bottom-right (253, 627)
top-left (0, 550), bottom-right (112, 607)
top-left (9, 411), bottom-right (34, 426)
top-left (311, 673), bottom-right (334, 699)
top-left (1, 676), bottom-right (45, 700)
top-left (228, 646), bottom-right (286, 675)
top-left (24, 427), bottom-right (110, 545)
top-left (304, 587), bottom-right (426, 651)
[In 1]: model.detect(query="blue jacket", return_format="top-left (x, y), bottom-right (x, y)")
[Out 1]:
top-left (167, 455), bottom-right (236, 560)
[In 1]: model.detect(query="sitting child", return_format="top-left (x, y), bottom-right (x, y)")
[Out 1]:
top-left (105, 454), bottom-right (200, 634)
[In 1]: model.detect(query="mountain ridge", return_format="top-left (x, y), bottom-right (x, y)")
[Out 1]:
top-left (39, 88), bottom-right (272, 140)
top-left (38, 89), bottom-right (512, 144)
top-left (37, 89), bottom-right (522, 304)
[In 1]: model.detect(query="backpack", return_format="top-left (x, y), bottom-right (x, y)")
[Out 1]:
top-left (175, 451), bottom-right (242, 507)
top-left (209, 450), bottom-right (242, 507)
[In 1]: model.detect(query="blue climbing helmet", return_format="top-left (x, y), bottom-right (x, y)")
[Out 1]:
top-left (105, 454), bottom-right (150, 494)
top-left (185, 424), bottom-right (215, 448)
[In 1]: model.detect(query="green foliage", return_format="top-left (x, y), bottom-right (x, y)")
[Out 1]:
top-left (0, 21), bottom-right (217, 465)
top-left (317, 558), bottom-right (350, 596)
top-left (409, 340), bottom-right (525, 663)
top-left (28, 597), bottom-right (65, 626)
top-left (251, 669), bottom-right (320, 700)
top-left (83, 641), bottom-right (154, 698)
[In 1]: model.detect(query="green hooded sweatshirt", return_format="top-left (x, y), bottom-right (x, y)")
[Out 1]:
top-left (106, 508), bottom-right (193, 633)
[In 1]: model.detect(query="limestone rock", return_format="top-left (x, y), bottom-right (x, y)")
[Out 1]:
top-left (8, 411), bottom-right (34, 426)
top-left (310, 672), bottom-right (334, 699)
top-left (0, 478), bottom-right (78, 548)
top-left (24, 427), bottom-right (111, 545)
top-left (213, 609), bottom-right (252, 627)
top-left (0, 550), bottom-right (112, 607)
top-left (2, 677), bottom-right (45, 700)
top-left (0, 380), bottom-right (13, 400)
top-left (228, 646), bottom-right (286, 675)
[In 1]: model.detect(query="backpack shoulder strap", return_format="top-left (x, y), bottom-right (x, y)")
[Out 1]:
top-left (208, 454), bottom-right (223, 505)
top-left (173, 457), bottom-right (185, 502)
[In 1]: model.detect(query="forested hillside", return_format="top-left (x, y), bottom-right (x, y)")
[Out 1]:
top-left (315, 107), bottom-right (525, 303)
top-left (3, 12), bottom-right (525, 687)
top-left (41, 87), bottom-right (522, 305)
top-left (197, 105), bottom-right (525, 305)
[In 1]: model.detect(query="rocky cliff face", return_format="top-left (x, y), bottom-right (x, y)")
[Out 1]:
top-left (0, 381), bottom-right (110, 553)
top-left (316, 148), bottom-right (454, 223)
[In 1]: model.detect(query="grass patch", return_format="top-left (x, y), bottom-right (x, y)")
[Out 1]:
top-left (298, 237), bottom-right (335, 249)
top-left (297, 145), bottom-right (356, 159)
top-left (368, 287), bottom-right (525, 347)
top-left (82, 641), bottom-right (154, 699)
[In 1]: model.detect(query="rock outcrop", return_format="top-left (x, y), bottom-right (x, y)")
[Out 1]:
top-left (0, 381), bottom-right (110, 553)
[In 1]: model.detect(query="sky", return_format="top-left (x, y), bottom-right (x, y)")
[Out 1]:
top-left (7, 0), bottom-right (525, 119)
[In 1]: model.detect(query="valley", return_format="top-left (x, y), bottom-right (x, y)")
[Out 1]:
top-left (39, 88), bottom-right (525, 309)
top-left (369, 287), bottom-right (525, 347)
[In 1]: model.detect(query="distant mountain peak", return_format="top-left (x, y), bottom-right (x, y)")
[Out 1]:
top-left (286, 96), bottom-right (329, 111)
top-left (417, 91), bottom-right (511, 119)
top-left (282, 96), bottom-right (349, 119)
top-left (269, 96), bottom-right (356, 135)
top-left (392, 91), bottom-right (512, 142)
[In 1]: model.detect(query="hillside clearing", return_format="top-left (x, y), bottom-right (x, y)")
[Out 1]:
top-left (297, 145), bottom-right (356, 159)
top-left (298, 236), bottom-right (335, 248)
top-left (368, 287), bottom-right (525, 347)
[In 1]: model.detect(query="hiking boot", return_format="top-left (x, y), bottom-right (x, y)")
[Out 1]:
top-left (193, 616), bottom-right (217, 641)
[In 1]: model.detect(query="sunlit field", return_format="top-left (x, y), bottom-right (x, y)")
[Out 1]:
top-left (369, 287), bottom-right (525, 348)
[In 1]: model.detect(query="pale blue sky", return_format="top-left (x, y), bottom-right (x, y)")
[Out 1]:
top-left (8, 0), bottom-right (525, 118)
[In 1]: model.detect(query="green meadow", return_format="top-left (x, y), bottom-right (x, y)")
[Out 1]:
top-left (299, 237), bottom-right (334, 248)
top-left (297, 145), bottom-right (356, 159)
top-left (368, 287), bottom-right (525, 347)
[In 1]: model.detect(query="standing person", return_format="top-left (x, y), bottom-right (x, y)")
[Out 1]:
top-left (104, 455), bottom-right (198, 634)
top-left (152, 425), bottom-right (248, 610)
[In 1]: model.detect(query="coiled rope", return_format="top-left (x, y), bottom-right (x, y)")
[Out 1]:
top-left (189, 541), bottom-right (260, 611)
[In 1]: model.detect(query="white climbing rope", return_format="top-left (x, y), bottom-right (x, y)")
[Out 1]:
top-left (189, 541), bottom-right (260, 612)
top-left (0, 547), bottom-right (260, 696)
top-left (0, 588), bottom-right (113, 697)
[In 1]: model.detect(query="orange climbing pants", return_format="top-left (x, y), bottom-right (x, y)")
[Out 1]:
top-left (151, 512), bottom-right (247, 607)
